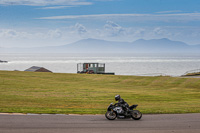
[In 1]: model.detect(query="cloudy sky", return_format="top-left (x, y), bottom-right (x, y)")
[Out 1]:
top-left (1, 0), bottom-right (200, 47)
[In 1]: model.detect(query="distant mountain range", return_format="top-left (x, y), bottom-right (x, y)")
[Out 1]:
top-left (1, 38), bottom-right (200, 53)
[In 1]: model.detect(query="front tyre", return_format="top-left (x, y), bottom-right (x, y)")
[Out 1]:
top-left (131, 110), bottom-right (142, 120)
top-left (105, 111), bottom-right (117, 120)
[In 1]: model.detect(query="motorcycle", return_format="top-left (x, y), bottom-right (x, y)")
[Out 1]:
top-left (105, 103), bottom-right (142, 120)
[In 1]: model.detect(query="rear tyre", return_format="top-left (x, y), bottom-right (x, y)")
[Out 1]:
top-left (105, 111), bottom-right (117, 120)
top-left (131, 110), bottom-right (142, 120)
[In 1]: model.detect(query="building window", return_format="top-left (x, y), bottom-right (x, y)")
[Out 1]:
top-left (99, 64), bottom-right (104, 67)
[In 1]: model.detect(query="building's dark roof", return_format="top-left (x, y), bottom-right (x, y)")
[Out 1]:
top-left (24, 66), bottom-right (52, 72)
top-left (25, 66), bottom-right (41, 71)
top-left (78, 63), bottom-right (105, 64)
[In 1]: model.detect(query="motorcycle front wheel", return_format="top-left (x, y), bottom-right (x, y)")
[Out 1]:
top-left (131, 110), bottom-right (142, 120)
top-left (105, 111), bottom-right (117, 120)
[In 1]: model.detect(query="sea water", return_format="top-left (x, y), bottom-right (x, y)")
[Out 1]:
top-left (0, 53), bottom-right (200, 76)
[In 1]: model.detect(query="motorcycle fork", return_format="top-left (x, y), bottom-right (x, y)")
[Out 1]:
top-left (110, 109), bottom-right (115, 115)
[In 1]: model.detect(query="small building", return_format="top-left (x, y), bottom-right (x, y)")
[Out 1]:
top-left (77, 63), bottom-right (114, 75)
top-left (25, 66), bottom-right (52, 73)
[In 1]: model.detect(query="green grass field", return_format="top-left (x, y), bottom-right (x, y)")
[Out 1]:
top-left (0, 71), bottom-right (200, 114)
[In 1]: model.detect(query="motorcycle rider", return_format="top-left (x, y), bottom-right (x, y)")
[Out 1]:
top-left (115, 95), bottom-right (129, 114)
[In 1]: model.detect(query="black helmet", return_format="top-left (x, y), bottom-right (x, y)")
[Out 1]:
top-left (115, 95), bottom-right (120, 101)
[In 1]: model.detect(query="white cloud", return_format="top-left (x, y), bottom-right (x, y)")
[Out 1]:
top-left (0, 0), bottom-right (92, 6)
top-left (155, 10), bottom-right (182, 14)
top-left (132, 28), bottom-right (146, 37)
top-left (94, 0), bottom-right (117, 1)
top-left (37, 12), bottom-right (200, 23)
top-left (74, 23), bottom-right (87, 35)
top-left (47, 29), bottom-right (62, 38)
top-left (37, 14), bottom-right (149, 19)
top-left (0, 29), bottom-right (17, 38)
top-left (39, 6), bottom-right (75, 9)
top-left (153, 27), bottom-right (165, 35)
top-left (2, 24), bottom-right (200, 47)
top-left (0, 28), bottom-right (66, 47)
top-left (0, 29), bottom-right (33, 39)
top-left (104, 21), bottom-right (126, 36)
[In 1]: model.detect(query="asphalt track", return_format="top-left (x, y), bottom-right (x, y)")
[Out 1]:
top-left (0, 113), bottom-right (200, 133)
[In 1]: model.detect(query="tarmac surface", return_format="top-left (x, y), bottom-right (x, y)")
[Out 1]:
top-left (0, 113), bottom-right (200, 133)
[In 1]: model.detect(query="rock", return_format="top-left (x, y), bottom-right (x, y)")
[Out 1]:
top-left (0, 60), bottom-right (8, 63)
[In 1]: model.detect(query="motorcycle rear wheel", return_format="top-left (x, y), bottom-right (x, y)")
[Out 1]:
top-left (131, 110), bottom-right (142, 120)
top-left (105, 111), bottom-right (117, 120)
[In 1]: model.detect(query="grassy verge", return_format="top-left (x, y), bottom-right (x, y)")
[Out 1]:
top-left (185, 72), bottom-right (200, 76)
top-left (0, 71), bottom-right (200, 114)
